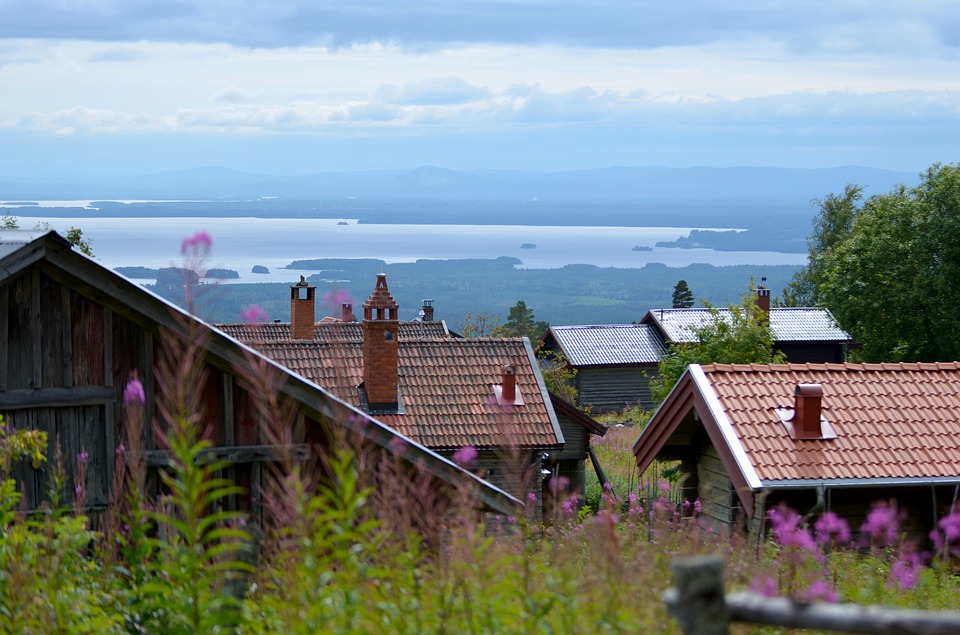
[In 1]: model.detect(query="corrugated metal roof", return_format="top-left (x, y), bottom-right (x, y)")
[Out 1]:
top-left (701, 362), bottom-right (960, 483)
top-left (647, 307), bottom-right (851, 343)
top-left (231, 335), bottom-right (562, 452)
top-left (547, 324), bottom-right (665, 366)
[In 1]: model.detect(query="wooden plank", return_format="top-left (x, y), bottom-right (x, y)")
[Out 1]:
top-left (31, 269), bottom-right (41, 389)
top-left (39, 272), bottom-right (64, 388)
top-left (104, 401), bottom-right (115, 492)
top-left (61, 286), bottom-right (72, 388)
top-left (251, 461), bottom-right (262, 527)
top-left (81, 405), bottom-right (108, 507)
top-left (103, 308), bottom-right (113, 388)
top-left (0, 285), bottom-right (7, 391)
top-left (0, 386), bottom-right (116, 410)
top-left (138, 443), bottom-right (310, 467)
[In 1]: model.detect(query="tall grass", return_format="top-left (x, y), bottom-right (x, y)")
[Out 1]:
top-left (1, 339), bottom-right (959, 632)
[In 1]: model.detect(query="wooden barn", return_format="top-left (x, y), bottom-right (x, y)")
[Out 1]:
top-left (0, 230), bottom-right (519, 526)
top-left (633, 362), bottom-right (960, 540)
top-left (539, 324), bottom-right (665, 412)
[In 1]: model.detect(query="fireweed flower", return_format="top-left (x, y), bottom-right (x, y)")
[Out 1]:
top-left (888, 551), bottom-right (924, 591)
top-left (124, 378), bottom-right (145, 405)
top-left (931, 510), bottom-right (960, 556)
top-left (801, 580), bottom-right (838, 603)
top-left (240, 304), bottom-right (268, 324)
top-left (814, 512), bottom-right (851, 547)
top-left (453, 445), bottom-right (477, 465)
top-left (181, 230), bottom-right (212, 257)
top-left (527, 492), bottom-right (537, 503)
top-left (750, 576), bottom-right (778, 598)
top-left (861, 502), bottom-right (900, 548)
top-left (322, 288), bottom-right (353, 314)
top-left (77, 451), bottom-right (89, 464)
top-left (768, 505), bottom-right (816, 553)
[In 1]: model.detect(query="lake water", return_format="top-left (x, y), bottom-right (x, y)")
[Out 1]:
top-left (15, 216), bottom-right (806, 283)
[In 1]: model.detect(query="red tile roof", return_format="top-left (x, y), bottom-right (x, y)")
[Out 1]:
top-left (679, 362), bottom-right (960, 484)
top-left (223, 332), bottom-right (562, 452)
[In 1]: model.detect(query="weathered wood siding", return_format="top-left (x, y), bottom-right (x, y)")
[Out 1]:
top-left (0, 266), bottom-right (311, 526)
top-left (576, 365), bottom-right (659, 413)
top-left (697, 443), bottom-right (738, 532)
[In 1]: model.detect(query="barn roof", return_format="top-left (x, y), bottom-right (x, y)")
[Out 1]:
top-left (633, 362), bottom-right (960, 515)
top-left (642, 307), bottom-right (851, 343)
top-left (0, 230), bottom-right (521, 514)
top-left (543, 324), bottom-right (665, 366)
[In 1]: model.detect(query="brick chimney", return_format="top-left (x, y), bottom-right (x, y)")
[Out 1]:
top-left (290, 276), bottom-right (316, 340)
top-left (362, 274), bottom-right (400, 408)
top-left (502, 365), bottom-right (516, 402)
top-left (755, 276), bottom-right (771, 320)
top-left (792, 383), bottom-right (823, 439)
top-left (341, 302), bottom-right (354, 322)
top-left (420, 299), bottom-right (434, 322)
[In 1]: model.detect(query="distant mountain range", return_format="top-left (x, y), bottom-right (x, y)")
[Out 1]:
top-left (0, 165), bottom-right (919, 202)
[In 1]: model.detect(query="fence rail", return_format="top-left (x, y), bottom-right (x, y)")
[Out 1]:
top-left (664, 555), bottom-right (960, 635)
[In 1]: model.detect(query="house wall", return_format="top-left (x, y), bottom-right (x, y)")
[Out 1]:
top-left (696, 443), bottom-right (739, 533)
top-left (577, 365), bottom-right (659, 413)
top-left (775, 342), bottom-right (846, 364)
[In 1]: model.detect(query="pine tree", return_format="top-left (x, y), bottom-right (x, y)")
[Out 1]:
top-left (672, 280), bottom-right (694, 308)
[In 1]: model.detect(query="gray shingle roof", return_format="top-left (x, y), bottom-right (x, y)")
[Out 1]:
top-left (547, 324), bottom-right (665, 366)
top-left (644, 308), bottom-right (851, 343)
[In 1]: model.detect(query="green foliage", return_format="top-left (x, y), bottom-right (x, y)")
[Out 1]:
top-left (671, 279), bottom-right (694, 308)
top-left (797, 164), bottom-right (960, 361)
top-left (0, 216), bottom-right (17, 230)
top-left (458, 309), bottom-right (502, 338)
top-left (0, 415), bottom-right (47, 476)
top-left (537, 349), bottom-right (579, 405)
top-left (500, 300), bottom-right (549, 340)
top-left (65, 227), bottom-right (94, 257)
top-left (650, 288), bottom-right (786, 402)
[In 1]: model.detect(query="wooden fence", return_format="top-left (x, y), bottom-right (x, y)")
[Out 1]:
top-left (664, 555), bottom-right (960, 635)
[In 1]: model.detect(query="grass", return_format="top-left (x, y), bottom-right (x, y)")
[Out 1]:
top-left (2, 340), bottom-right (960, 633)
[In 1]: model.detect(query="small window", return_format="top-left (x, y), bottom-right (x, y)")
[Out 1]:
top-left (384, 331), bottom-right (394, 341)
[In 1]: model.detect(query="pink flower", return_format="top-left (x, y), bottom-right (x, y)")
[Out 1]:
top-left (527, 492), bottom-right (538, 503)
top-left (453, 445), bottom-right (477, 465)
top-left (888, 552), bottom-right (924, 591)
top-left (814, 512), bottom-right (851, 547)
top-left (116, 443), bottom-right (126, 456)
top-left (861, 502), bottom-right (900, 547)
top-left (322, 287), bottom-right (352, 314)
top-left (181, 231), bottom-right (212, 257)
top-left (768, 504), bottom-right (816, 553)
top-left (124, 378), bottom-right (145, 405)
top-left (801, 580), bottom-right (838, 603)
top-left (77, 451), bottom-right (89, 464)
top-left (750, 575), bottom-right (778, 598)
top-left (693, 499), bottom-right (702, 515)
top-left (240, 304), bottom-right (268, 324)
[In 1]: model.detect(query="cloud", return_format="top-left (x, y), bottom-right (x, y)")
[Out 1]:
top-left (376, 77), bottom-right (489, 105)
top-left (213, 86), bottom-right (249, 103)
top-left (0, 0), bottom-right (956, 56)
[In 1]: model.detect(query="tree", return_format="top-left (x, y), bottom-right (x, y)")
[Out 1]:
top-left (649, 288), bottom-right (786, 402)
top-left (672, 280), bottom-right (694, 308)
top-left (458, 310), bottom-right (502, 338)
top-left (500, 300), bottom-right (549, 340)
top-left (65, 227), bottom-right (94, 257)
top-left (794, 163), bottom-right (960, 361)
top-left (1, 215), bottom-right (18, 230)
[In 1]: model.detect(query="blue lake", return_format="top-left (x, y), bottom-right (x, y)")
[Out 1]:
top-left (17, 216), bottom-right (806, 283)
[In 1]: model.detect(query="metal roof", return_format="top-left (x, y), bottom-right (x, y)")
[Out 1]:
top-left (645, 307), bottom-right (851, 343)
top-left (546, 324), bottom-right (665, 366)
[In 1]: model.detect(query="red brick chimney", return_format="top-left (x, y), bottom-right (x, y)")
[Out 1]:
top-left (502, 365), bottom-right (516, 402)
top-left (755, 277), bottom-right (771, 321)
top-left (792, 383), bottom-right (823, 439)
top-left (362, 274), bottom-right (400, 408)
top-left (290, 277), bottom-right (316, 340)
top-left (341, 302), bottom-right (354, 322)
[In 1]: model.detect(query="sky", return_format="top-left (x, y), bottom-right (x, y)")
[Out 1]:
top-left (1, 1), bottom-right (958, 177)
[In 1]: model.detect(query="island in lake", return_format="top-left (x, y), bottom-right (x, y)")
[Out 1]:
top-left (520, 243), bottom-right (536, 249)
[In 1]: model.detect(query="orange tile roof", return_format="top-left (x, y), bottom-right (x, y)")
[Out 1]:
top-left (225, 334), bottom-right (562, 452)
top-left (699, 362), bottom-right (960, 483)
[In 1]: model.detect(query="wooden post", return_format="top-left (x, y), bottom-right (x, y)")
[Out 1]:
top-left (664, 555), bottom-right (730, 635)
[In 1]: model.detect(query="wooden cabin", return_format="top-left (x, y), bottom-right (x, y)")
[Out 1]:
top-left (633, 362), bottom-right (960, 541)
top-left (0, 231), bottom-right (519, 526)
